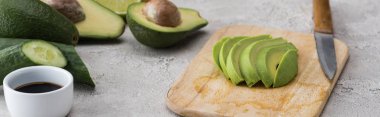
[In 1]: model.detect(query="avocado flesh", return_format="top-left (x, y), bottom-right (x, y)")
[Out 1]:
top-left (256, 43), bottom-right (297, 88)
top-left (94, 0), bottom-right (140, 17)
top-left (240, 38), bottom-right (287, 87)
top-left (76, 0), bottom-right (125, 39)
top-left (213, 37), bottom-right (230, 70)
top-left (127, 3), bottom-right (208, 48)
top-left (219, 36), bottom-right (248, 80)
top-left (225, 35), bottom-right (270, 86)
top-left (273, 50), bottom-right (298, 87)
top-left (0, 0), bottom-right (79, 45)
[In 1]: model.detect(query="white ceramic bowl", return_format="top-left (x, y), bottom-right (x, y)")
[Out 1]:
top-left (3, 66), bottom-right (73, 117)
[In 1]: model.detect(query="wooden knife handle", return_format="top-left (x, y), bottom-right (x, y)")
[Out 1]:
top-left (313, 0), bottom-right (333, 33)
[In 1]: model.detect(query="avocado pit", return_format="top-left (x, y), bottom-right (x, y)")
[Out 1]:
top-left (41, 0), bottom-right (85, 23)
top-left (143, 0), bottom-right (181, 27)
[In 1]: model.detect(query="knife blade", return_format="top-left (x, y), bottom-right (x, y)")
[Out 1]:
top-left (313, 0), bottom-right (337, 80)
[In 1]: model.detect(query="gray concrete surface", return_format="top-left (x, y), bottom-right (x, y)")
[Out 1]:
top-left (1, 0), bottom-right (379, 116)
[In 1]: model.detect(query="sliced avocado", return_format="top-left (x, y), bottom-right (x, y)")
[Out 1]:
top-left (126, 3), bottom-right (208, 48)
top-left (225, 35), bottom-right (270, 86)
top-left (273, 49), bottom-right (298, 87)
top-left (256, 43), bottom-right (297, 88)
top-left (219, 36), bottom-right (248, 80)
top-left (213, 37), bottom-right (230, 70)
top-left (0, 0), bottom-right (79, 45)
top-left (76, 0), bottom-right (125, 39)
top-left (240, 38), bottom-right (287, 87)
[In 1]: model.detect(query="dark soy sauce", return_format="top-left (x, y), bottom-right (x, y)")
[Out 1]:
top-left (15, 82), bottom-right (62, 93)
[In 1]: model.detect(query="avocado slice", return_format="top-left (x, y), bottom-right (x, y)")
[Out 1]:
top-left (126, 3), bottom-right (208, 48)
top-left (225, 35), bottom-right (270, 86)
top-left (240, 38), bottom-right (287, 87)
top-left (256, 43), bottom-right (297, 88)
top-left (213, 37), bottom-right (230, 70)
top-left (219, 36), bottom-right (248, 80)
top-left (273, 50), bottom-right (298, 87)
top-left (76, 0), bottom-right (125, 40)
top-left (0, 0), bottom-right (79, 45)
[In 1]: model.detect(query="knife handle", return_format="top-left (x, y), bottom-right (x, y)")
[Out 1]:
top-left (313, 0), bottom-right (333, 33)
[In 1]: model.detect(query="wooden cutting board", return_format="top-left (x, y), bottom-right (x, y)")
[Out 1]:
top-left (166, 25), bottom-right (349, 117)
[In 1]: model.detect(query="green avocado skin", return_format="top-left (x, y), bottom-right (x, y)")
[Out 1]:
top-left (0, 38), bottom-right (95, 87)
top-left (127, 15), bottom-right (207, 48)
top-left (0, 0), bottom-right (79, 45)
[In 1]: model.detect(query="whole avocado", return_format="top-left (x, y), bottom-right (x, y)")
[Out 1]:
top-left (0, 0), bottom-right (79, 45)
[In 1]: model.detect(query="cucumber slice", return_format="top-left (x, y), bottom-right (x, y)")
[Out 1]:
top-left (22, 40), bottom-right (67, 67)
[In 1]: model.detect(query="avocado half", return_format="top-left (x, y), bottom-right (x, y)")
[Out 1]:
top-left (126, 3), bottom-right (208, 48)
top-left (76, 0), bottom-right (125, 40)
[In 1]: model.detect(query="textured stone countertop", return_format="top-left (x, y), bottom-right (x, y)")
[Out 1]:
top-left (1, 0), bottom-right (379, 116)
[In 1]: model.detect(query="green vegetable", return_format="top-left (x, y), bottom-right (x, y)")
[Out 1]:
top-left (212, 37), bottom-right (229, 70)
top-left (213, 36), bottom-right (298, 88)
top-left (126, 3), bottom-right (208, 48)
top-left (0, 40), bottom-right (67, 85)
top-left (52, 42), bottom-right (95, 87)
top-left (273, 50), bottom-right (298, 87)
top-left (0, 38), bottom-right (95, 87)
top-left (256, 43), bottom-right (297, 88)
top-left (225, 35), bottom-right (269, 86)
top-left (22, 40), bottom-right (67, 67)
top-left (0, 0), bottom-right (79, 45)
top-left (219, 36), bottom-right (248, 80)
top-left (241, 38), bottom-right (288, 87)
top-left (76, 0), bottom-right (125, 40)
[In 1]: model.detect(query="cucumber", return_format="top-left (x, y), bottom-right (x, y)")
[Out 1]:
top-left (22, 40), bottom-right (67, 67)
top-left (0, 38), bottom-right (95, 87)
top-left (0, 40), bottom-right (67, 84)
top-left (52, 42), bottom-right (95, 87)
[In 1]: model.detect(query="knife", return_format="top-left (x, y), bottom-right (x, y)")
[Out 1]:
top-left (313, 0), bottom-right (337, 80)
